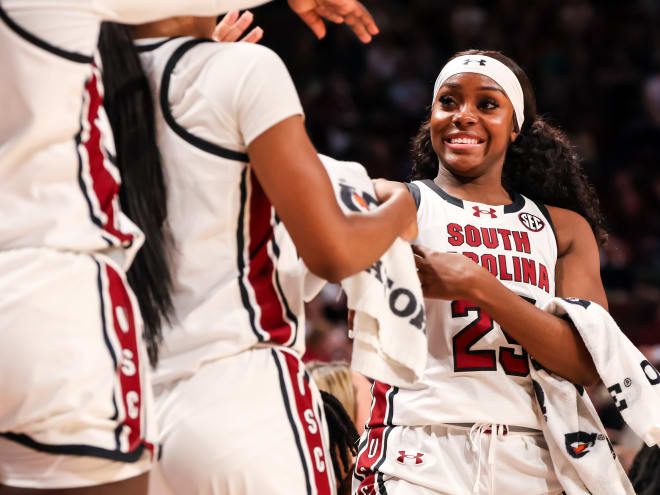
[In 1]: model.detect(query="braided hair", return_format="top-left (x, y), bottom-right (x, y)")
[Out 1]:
top-left (98, 23), bottom-right (175, 366)
top-left (411, 49), bottom-right (607, 245)
top-left (320, 390), bottom-right (359, 493)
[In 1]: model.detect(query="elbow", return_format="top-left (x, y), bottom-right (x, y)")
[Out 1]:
top-left (302, 244), bottom-right (358, 284)
top-left (305, 257), bottom-right (355, 284)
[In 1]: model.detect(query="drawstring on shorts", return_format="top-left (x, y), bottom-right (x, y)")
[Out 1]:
top-left (468, 423), bottom-right (507, 494)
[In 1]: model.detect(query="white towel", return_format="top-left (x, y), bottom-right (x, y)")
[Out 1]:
top-left (304, 155), bottom-right (427, 387)
top-left (530, 296), bottom-right (660, 494)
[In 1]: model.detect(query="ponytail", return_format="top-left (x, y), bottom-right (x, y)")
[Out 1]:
top-left (98, 22), bottom-right (174, 366)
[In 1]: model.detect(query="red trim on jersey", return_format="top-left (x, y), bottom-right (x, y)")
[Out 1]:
top-left (82, 68), bottom-right (133, 245)
top-left (281, 351), bottom-right (333, 495)
top-left (105, 265), bottom-right (144, 454)
top-left (247, 171), bottom-right (293, 345)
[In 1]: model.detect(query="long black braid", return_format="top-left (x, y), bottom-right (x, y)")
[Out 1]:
top-left (98, 23), bottom-right (174, 366)
top-left (320, 390), bottom-right (359, 493)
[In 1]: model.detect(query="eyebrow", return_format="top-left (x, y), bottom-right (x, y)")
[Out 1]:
top-left (441, 82), bottom-right (506, 94)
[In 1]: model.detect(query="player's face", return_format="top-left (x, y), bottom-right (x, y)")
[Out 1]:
top-left (430, 72), bottom-right (518, 178)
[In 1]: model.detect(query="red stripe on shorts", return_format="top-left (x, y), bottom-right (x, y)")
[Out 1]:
top-left (355, 381), bottom-right (393, 484)
top-left (282, 351), bottom-right (333, 495)
top-left (247, 170), bottom-right (293, 345)
top-left (105, 265), bottom-right (143, 453)
top-left (82, 68), bottom-right (133, 245)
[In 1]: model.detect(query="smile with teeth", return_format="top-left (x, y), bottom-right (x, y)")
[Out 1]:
top-left (446, 137), bottom-right (483, 144)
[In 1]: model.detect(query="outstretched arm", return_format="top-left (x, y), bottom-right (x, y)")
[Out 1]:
top-left (414, 208), bottom-right (605, 386)
top-left (249, 116), bottom-right (416, 283)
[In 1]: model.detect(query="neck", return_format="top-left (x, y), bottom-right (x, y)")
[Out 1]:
top-left (434, 162), bottom-right (512, 205)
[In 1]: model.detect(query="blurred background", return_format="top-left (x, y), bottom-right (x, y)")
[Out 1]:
top-left (253, 0), bottom-right (660, 466)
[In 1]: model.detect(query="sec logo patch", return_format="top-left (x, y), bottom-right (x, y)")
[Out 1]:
top-left (519, 212), bottom-right (545, 232)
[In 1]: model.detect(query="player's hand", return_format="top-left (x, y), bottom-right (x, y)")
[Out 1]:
top-left (212, 10), bottom-right (264, 43)
top-left (412, 245), bottom-right (485, 300)
top-left (348, 309), bottom-right (355, 330)
top-left (287, 0), bottom-right (379, 43)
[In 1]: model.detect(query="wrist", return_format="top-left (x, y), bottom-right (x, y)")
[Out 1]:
top-left (464, 265), bottom-right (494, 304)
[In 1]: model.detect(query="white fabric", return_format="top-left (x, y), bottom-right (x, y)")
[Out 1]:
top-left (432, 55), bottom-right (525, 130)
top-left (0, 0), bottom-right (270, 265)
top-left (0, 437), bottom-right (152, 489)
top-left (138, 39), bottom-right (304, 384)
top-left (315, 155), bottom-right (428, 388)
top-left (529, 297), bottom-right (649, 494)
top-left (150, 347), bottom-right (336, 495)
top-left (386, 180), bottom-right (556, 429)
top-left (353, 423), bottom-right (563, 495)
top-left (0, 248), bottom-right (157, 486)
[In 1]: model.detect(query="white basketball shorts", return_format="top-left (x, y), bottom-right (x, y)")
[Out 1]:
top-left (353, 423), bottom-right (564, 495)
top-left (0, 248), bottom-right (156, 488)
top-left (150, 346), bottom-right (336, 495)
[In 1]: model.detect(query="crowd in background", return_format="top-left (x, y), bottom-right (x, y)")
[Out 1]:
top-left (254, 0), bottom-right (660, 459)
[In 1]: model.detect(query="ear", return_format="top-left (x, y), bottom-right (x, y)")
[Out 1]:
top-left (510, 118), bottom-right (520, 142)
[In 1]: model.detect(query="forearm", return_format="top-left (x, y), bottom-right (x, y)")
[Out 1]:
top-left (332, 190), bottom-right (416, 279)
top-left (470, 272), bottom-right (599, 386)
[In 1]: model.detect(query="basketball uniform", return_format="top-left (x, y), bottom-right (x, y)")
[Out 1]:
top-left (0, 0), bottom-right (271, 488)
top-left (354, 179), bottom-right (565, 495)
top-left (137, 38), bottom-right (336, 494)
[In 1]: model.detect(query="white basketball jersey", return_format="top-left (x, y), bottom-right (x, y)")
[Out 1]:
top-left (137, 38), bottom-right (306, 384)
top-left (368, 179), bottom-right (558, 430)
top-left (0, 0), bottom-right (260, 269)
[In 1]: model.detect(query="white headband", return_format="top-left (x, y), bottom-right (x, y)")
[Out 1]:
top-left (432, 55), bottom-right (525, 130)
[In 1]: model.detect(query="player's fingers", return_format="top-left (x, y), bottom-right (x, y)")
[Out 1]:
top-left (222, 10), bottom-right (255, 43)
top-left (212, 10), bottom-right (239, 41)
top-left (348, 309), bottom-right (355, 330)
top-left (320, 0), bottom-right (354, 17)
top-left (355, 2), bottom-right (379, 35)
top-left (343, 11), bottom-right (372, 43)
top-left (315, 6), bottom-right (344, 23)
top-left (411, 244), bottom-right (431, 259)
top-left (240, 26), bottom-right (263, 44)
top-left (297, 10), bottom-right (326, 39)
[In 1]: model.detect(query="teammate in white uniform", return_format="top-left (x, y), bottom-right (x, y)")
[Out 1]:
top-left (0, 0), bottom-right (362, 492)
top-left (92, 13), bottom-right (416, 495)
top-left (354, 50), bottom-right (610, 495)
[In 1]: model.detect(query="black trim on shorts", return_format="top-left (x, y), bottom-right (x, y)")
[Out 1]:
top-left (135, 37), bottom-right (180, 53)
top-left (237, 169), bottom-right (264, 342)
top-left (404, 182), bottom-right (421, 210)
top-left (271, 349), bottom-right (313, 495)
top-left (0, 4), bottom-right (92, 63)
top-left (93, 258), bottom-right (122, 450)
top-left (160, 38), bottom-right (249, 162)
top-left (0, 432), bottom-right (146, 463)
top-left (531, 199), bottom-right (559, 245)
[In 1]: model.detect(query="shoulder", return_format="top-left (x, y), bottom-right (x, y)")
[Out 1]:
top-left (190, 41), bottom-right (287, 77)
top-left (546, 205), bottom-right (596, 258)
